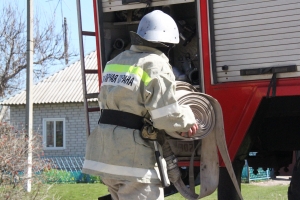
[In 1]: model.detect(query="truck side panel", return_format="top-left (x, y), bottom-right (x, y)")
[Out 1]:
top-left (200, 0), bottom-right (300, 162)
top-left (212, 0), bottom-right (300, 83)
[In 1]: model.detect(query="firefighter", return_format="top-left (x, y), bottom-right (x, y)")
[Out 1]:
top-left (82, 10), bottom-right (198, 200)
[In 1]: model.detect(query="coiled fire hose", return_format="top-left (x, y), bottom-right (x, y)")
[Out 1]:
top-left (162, 81), bottom-right (243, 200)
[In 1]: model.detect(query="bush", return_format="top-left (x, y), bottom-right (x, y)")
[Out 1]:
top-left (44, 169), bottom-right (74, 183)
top-left (0, 122), bottom-right (59, 199)
top-left (44, 169), bottom-right (101, 184)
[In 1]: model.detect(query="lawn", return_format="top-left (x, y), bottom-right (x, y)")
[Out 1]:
top-left (48, 183), bottom-right (289, 200)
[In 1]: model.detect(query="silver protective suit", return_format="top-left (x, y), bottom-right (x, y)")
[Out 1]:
top-left (82, 45), bottom-right (196, 184)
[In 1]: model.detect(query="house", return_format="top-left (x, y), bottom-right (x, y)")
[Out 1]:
top-left (0, 51), bottom-right (100, 158)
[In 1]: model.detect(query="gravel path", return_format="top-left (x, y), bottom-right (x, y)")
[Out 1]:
top-left (250, 176), bottom-right (291, 186)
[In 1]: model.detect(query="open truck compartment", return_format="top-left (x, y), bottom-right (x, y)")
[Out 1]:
top-left (96, 0), bottom-right (202, 90)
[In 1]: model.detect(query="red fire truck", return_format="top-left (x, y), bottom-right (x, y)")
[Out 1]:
top-left (77, 0), bottom-right (300, 199)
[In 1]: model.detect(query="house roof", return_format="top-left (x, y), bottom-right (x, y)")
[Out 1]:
top-left (0, 51), bottom-right (99, 105)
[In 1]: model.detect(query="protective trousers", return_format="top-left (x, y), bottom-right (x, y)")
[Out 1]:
top-left (101, 178), bottom-right (164, 200)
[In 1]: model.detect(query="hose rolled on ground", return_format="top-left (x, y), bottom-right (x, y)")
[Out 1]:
top-left (164, 81), bottom-right (243, 200)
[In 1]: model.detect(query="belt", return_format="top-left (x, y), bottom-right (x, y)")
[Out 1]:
top-left (98, 109), bottom-right (144, 130)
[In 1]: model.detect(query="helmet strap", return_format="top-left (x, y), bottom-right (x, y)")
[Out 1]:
top-left (157, 44), bottom-right (175, 58)
top-left (167, 44), bottom-right (175, 58)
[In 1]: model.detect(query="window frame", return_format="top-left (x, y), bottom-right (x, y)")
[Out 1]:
top-left (42, 118), bottom-right (66, 150)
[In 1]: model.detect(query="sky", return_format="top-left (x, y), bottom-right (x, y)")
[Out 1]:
top-left (38, 0), bottom-right (96, 67)
top-left (2, 0), bottom-right (96, 74)
top-left (0, 0), bottom-right (98, 100)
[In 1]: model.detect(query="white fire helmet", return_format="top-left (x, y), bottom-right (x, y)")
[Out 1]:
top-left (136, 10), bottom-right (179, 44)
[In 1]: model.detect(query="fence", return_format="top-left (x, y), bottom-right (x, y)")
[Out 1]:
top-left (42, 156), bottom-right (84, 171)
top-left (42, 156), bottom-right (271, 183)
top-left (241, 160), bottom-right (271, 183)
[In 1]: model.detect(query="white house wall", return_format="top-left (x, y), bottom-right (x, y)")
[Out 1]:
top-left (10, 102), bottom-right (99, 157)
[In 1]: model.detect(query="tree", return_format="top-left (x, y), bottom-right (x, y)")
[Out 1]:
top-left (0, 2), bottom-right (76, 98)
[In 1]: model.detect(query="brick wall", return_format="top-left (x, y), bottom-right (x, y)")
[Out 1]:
top-left (10, 102), bottom-right (99, 157)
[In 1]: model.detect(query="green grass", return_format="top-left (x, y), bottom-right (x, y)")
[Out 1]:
top-left (47, 183), bottom-right (109, 200)
top-left (165, 184), bottom-right (289, 200)
top-left (48, 183), bottom-right (289, 200)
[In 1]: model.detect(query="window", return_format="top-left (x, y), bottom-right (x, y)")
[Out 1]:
top-left (43, 118), bottom-right (66, 149)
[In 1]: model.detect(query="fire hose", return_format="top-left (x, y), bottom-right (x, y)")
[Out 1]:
top-left (162, 81), bottom-right (243, 200)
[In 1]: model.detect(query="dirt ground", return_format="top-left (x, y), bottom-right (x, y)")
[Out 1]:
top-left (250, 176), bottom-right (291, 186)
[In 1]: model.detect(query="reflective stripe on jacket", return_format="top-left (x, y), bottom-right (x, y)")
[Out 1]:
top-left (82, 45), bottom-right (196, 184)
